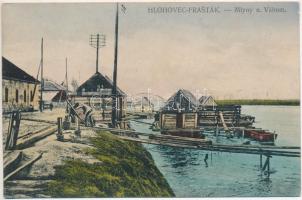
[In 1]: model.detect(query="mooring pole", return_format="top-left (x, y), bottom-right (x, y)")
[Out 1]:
top-left (267, 156), bottom-right (270, 178)
top-left (260, 152), bottom-right (263, 168)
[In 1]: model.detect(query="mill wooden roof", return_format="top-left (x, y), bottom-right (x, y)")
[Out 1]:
top-left (76, 72), bottom-right (126, 96)
top-left (162, 89), bottom-right (198, 112)
top-left (199, 96), bottom-right (217, 106)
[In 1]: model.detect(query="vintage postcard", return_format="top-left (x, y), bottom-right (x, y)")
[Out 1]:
top-left (1, 1), bottom-right (300, 198)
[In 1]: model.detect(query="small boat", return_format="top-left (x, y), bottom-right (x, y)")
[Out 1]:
top-left (244, 129), bottom-right (277, 142)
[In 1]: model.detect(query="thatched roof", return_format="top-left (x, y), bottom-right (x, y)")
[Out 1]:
top-left (2, 57), bottom-right (39, 84)
top-left (76, 72), bottom-right (126, 97)
top-left (161, 89), bottom-right (198, 112)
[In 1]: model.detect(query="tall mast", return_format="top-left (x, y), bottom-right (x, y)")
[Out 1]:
top-left (40, 37), bottom-right (44, 112)
top-left (112, 3), bottom-right (119, 127)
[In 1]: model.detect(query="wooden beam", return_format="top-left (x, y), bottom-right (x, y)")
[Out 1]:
top-left (4, 151), bottom-right (23, 177)
top-left (4, 153), bottom-right (43, 182)
top-left (16, 126), bottom-right (57, 149)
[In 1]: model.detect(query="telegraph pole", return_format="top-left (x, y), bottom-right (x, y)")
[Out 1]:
top-left (112, 3), bottom-right (119, 127)
top-left (89, 34), bottom-right (106, 73)
top-left (40, 38), bottom-right (44, 112)
top-left (65, 57), bottom-right (68, 91)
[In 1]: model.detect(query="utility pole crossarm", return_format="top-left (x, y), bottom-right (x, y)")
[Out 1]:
top-left (89, 34), bottom-right (106, 73)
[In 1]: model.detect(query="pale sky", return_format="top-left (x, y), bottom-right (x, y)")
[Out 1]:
top-left (2, 2), bottom-right (300, 99)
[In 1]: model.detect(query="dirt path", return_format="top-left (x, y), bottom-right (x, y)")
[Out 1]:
top-left (3, 108), bottom-right (103, 198)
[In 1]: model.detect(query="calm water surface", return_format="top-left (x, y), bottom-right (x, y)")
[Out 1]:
top-left (130, 106), bottom-right (300, 197)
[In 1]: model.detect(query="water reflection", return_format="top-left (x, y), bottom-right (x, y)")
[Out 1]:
top-left (146, 144), bottom-right (213, 169)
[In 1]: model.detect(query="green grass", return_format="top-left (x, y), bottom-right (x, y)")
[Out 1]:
top-left (216, 99), bottom-right (300, 106)
top-left (47, 131), bottom-right (175, 198)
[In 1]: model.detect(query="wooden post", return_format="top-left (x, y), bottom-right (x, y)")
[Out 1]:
top-left (261, 154), bottom-right (272, 178)
top-left (56, 117), bottom-right (64, 141)
top-left (5, 111), bottom-right (21, 150)
top-left (260, 153), bottom-right (263, 168)
top-left (75, 117), bottom-right (81, 137)
top-left (267, 156), bottom-right (270, 178)
top-left (57, 117), bottom-right (62, 134)
top-left (194, 112), bottom-right (198, 128)
top-left (161, 114), bottom-right (165, 129)
top-left (63, 115), bottom-right (71, 130)
top-left (182, 113), bottom-right (185, 128)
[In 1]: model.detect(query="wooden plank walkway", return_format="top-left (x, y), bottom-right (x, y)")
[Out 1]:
top-left (117, 136), bottom-right (300, 157)
top-left (21, 117), bottom-right (300, 157)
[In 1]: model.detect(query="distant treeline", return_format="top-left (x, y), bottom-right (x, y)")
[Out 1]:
top-left (216, 99), bottom-right (300, 106)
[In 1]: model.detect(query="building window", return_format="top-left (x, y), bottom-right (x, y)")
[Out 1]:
top-left (5, 88), bottom-right (8, 102)
top-left (24, 90), bottom-right (27, 103)
top-left (30, 91), bottom-right (33, 102)
top-left (15, 89), bottom-right (19, 103)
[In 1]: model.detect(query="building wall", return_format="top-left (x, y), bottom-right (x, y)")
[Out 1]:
top-left (2, 79), bottom-right (40, 112)
top-left (160, 112), bottom-right (197, 129)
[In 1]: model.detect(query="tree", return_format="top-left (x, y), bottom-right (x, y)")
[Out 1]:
top-left (71, 78), bottom-right (79, 92)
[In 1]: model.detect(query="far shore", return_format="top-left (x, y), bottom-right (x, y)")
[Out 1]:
top-left (216, 99), bottom-right (300, 106)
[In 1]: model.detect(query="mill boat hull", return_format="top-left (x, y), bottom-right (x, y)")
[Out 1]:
top-left (244, 130), bottom-right (277, 142)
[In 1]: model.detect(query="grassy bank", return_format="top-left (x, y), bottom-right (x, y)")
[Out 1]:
top-left (47, 131), bottom-right (174, 198)
top-left (216, 99), bottom-right (300, 106)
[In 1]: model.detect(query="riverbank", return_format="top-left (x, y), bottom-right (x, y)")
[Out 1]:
top-left (216, 99), bottom-right (299, 106)
top-left (3, 108), bottom-right (174, 198)
top-left (47, 131), bottom-right (174, 197)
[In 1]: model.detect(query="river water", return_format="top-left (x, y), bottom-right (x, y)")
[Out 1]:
top-left (130, 106), bottom-right (300, 197)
